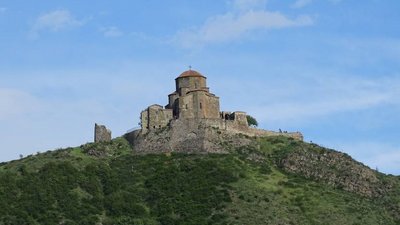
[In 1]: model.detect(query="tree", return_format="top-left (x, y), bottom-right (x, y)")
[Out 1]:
top-left (246, 115), bottom-right (258, 127)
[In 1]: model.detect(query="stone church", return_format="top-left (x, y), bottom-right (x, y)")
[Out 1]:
top-left (140, 69), bottom-right (248, 133)
top-left (121, 69), bottom-right (302, 153)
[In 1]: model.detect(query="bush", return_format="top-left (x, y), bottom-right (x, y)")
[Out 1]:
top-left (246, 115), bottom-right (258, 127)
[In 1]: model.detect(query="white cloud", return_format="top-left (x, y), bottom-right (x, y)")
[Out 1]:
top-left (100, 26), bottom-right (123, 38)
top-left (0, 65), bottom-right (177, 163)
top-left (174, 8), bottom-right (313, 48)
top-left (0, 88), bottom-right (39, 120)
top-left (30, 10), bottom-right (84, 37)
top-left (221, 74), bottom-right (400, 124)
top-left (291, 0), bottom-right (313, 8)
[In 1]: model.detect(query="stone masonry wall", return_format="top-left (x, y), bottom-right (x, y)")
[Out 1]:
top-left (94, 123), bottom-right (112, 143)
top-left (199, 118), bottom-right (303, 140)
top-left (125, 119), bottom-right (254, 154)
top-left (178, 91), bottom-right (220, 119)
top-left (125, 118), bottom-right (303, 154)
top-left (141, 105), bottom-right (173, 132)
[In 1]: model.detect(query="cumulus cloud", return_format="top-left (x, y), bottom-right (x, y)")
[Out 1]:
top-left (30, 10), bottom-right (84, 37)
top-left (100, 26), bottom-right (123, 38)
top-left (173, 1), bottom-right (313, 48)
top-left (291, 0), bottom-right (313, 8)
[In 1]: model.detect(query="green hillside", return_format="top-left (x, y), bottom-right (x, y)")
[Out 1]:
top-left (0, 136), bottom-right (399, 225)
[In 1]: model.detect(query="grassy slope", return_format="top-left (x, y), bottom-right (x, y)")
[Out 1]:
top-left (0, 137), bottom-right (399, 225)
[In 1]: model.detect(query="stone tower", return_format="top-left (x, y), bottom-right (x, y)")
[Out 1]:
top-left (94, 123), bottom-right (112, 143)
top-left (166, 69), bottom-right (220, 119)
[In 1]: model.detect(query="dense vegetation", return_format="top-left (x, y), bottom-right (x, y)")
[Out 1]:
top-left (0, 136), bottom-right (399, 225)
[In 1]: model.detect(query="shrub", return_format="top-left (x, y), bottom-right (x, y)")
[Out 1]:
top-left (246, 115), bottom-right (258, 127)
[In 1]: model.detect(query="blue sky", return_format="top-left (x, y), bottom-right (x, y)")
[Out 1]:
top-left (0, 0), bottom-right (399, 175)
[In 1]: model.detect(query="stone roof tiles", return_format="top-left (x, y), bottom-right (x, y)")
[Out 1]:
top-left (177, 69), bottom-right (206, 79)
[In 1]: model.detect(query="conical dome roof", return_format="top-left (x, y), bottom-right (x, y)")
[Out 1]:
top-left (177, 69), bottom-right (206, 79)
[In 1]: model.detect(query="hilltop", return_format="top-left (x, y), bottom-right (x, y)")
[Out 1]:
top-left (119, 69), bottom-right (303, 154)
top-left (0, 135), bottom-right (399, 225)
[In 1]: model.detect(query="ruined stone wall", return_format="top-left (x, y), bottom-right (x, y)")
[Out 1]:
top-left (192, 118), bottom-right (303, 141)
top-left (140, 110), bottom-right (149, 131)
top-left (231, 112), bottom-right (249, 128)
top-left (141, 105), bottom-right (173, 132)
top-left (246, 128), bottom-right (303, 140)
top-left (94, 123), bottom-right (112, 143)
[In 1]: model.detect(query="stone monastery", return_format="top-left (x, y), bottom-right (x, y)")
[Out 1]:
top-left (96, 69), bottom-right (303, 153)
top-left (140, 69), bottom-right (248, 133)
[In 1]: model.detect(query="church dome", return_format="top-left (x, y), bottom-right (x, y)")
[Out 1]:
top-left (177, 69), bottom-right (206, 79)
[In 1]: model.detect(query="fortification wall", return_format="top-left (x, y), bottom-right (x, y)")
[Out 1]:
top-left (189, 118), bottom-right (303, 141)
top-left (126, 118), bottom-right (303, 154)
top-left (126, 118), bottom-right (256, 154)
top-left (141, 105), bottom-right (173, 132)
top-left (246, 128), bottom-right (303, 140)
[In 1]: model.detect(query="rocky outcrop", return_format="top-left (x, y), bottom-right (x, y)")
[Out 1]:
top-left (280, 144), bottom-right (394, 197)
